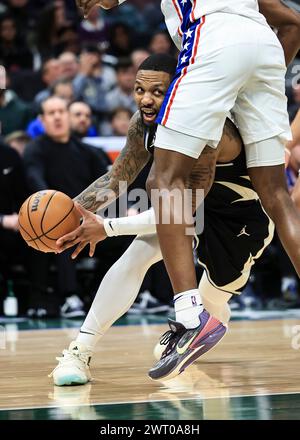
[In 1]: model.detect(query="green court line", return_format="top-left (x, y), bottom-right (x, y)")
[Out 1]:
top-left (2, 308), bottom-right (300, 332)
top-left (1, 393), bottom-right (300, 420)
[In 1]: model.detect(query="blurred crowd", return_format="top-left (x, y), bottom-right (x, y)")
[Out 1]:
top-left (1, 0), bottom-right (300, 318)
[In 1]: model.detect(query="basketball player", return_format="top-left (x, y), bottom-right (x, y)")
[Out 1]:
top-left (74, 0), bottom-right (300, 381)
top-left (50, 54), bottom-right (273, 385)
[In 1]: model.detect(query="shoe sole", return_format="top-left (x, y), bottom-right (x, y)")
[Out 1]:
top-left (149, 322), bottom-right (227, 381)
top-left (54, 374), bottom-right (91, 386)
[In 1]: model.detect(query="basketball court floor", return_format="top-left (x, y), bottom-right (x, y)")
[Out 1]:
top-left (1, 310), bottom-right (300, 420)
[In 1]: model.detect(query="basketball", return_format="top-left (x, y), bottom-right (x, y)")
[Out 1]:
top-left (18, 190), bottom-right (81, 253)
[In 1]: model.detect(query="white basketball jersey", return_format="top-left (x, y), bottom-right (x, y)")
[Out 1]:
top-left (161, 0), bottom-right (268, 49)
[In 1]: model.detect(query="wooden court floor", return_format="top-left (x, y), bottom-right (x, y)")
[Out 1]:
top-left (0, 316), bottom-right (300, 420)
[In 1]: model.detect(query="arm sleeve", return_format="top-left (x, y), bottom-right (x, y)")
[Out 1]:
top-left (103, 207), bottom-right (157, 237)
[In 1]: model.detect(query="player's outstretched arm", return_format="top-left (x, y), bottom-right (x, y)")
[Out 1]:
top-left (74, 112), bottom-right (150, 212)
top-left (76, 0), bottom-right (120, 18)
top-left (259, 0), bottom-right (300, 65)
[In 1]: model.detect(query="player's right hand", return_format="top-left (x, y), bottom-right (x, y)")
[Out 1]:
top-left (76, 0), bottom-right (117, 18)
top-left (56, 202), bottom-right (107, 259)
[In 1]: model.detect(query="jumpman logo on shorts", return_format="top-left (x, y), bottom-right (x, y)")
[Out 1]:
top-left (237, 225), bottom-right (250, 237)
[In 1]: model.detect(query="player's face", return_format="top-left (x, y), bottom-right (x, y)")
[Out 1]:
top-left (134, 70), bottom-right (171, 126)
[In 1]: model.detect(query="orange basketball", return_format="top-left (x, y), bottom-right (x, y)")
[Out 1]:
top-left (18, 190), bottom-right (81, 253)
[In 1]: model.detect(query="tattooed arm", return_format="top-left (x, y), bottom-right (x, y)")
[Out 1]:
top-left (259, 0), bottom-right (300, 66)
top-left (56, 112), bottom-right (150, 254)
top-left (74, 112), bottom-right (151, 212)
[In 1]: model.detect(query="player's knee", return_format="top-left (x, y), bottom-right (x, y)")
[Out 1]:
top-left (260, 187), bottom-right (290, 219)
top-left (147, 172), bottom-right (185, 193)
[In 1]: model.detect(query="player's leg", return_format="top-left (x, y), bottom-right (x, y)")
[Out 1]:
top-left (148, 18), bottom-right (254, 318)
top-left (147, 140), bottom-right (219, 328)
top-left (248, 161), bottom-right (300, 278)
top-left (148, 140), bottom-right (217, 290)
top-left (200, 272), bottom-right (232, 324)
top-left (50, 234), bottom-right (162, 386)
top-left (153, 271), bottom-right (231, 361)
top-left (232, 27), bottom-right (300, 274)
top-left (147, 137), bottom-right (228, 380)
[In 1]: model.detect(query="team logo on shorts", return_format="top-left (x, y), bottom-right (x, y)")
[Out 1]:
top-left (237, 226), bottom-right (250, 237)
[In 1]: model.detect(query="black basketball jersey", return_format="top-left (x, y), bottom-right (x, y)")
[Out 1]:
top-left (197, 148), bottom-right (273, 294)
top-left (144, 124), bottom-right (157, 155)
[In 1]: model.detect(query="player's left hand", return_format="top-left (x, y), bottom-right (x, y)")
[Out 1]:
top-left (56, 202), bottom-right (107, 259)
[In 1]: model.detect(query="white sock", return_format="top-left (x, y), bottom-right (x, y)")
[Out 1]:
top-left (76, 234), bottom-right (162, 351)
top-left (174, 289), bottom-right (203, 329)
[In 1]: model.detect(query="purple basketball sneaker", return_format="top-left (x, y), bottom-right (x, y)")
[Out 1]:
top-left (149, 309), bottom-right (227, 381)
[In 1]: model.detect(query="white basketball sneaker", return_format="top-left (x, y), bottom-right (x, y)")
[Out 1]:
top-left (49, 341), bottom-right (92, 386)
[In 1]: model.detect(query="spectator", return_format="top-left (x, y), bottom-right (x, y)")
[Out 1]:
top-left (34, 58), bottom-right (62, 109)
top-left (105, 2), bottom-right (147, 35)
top-left (0, 138), bottom-right (30, 311)
top-left (0, 89), bottom-right (33, 136)
top-left (131, 49), bottom-right (151, 73)
top-left (110, 107), bottom-right (133, 136)
top-left (58, 51), bottom-right (79, 80)
top-left (23, 96), bottom-right (110, 318)
top-left (4, 130), bottom-right (31, 157)
top-left (4, 0), bottom-right (32, 38)
top-left (35, 1), bottom-right (72, 58)
top-left (107, 23), bottom-right (135, 58)
top-left (78, 6), bottom-right (109, 48)
top-left (49, 78), bottom-right (74, 104)
top-left (0, 13), bottom-right (34, 72)
top-left (106, 58), bottom-right (137, 113)
top-left (73, 44), bottom-right (116, 118)
top-left (149, 30), bottom-right (174, 55)
top-left (55, 24), bottom-right (80, 56)
top-left (69, 101), bottom-right (98, 139)
top-left (28, 78), bottom-right (75, 138)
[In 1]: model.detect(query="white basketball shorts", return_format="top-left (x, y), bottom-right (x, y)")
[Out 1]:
top-left (155, 12), bottom-right (291, 166)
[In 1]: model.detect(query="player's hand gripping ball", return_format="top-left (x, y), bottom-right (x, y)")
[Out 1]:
top-left (18, 190), bottom-right (81, 253)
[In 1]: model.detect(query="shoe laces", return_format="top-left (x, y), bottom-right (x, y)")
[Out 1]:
top-left (159, 329), bottom-right (182, 358)
top-left (159, 330), bottom-right (176, 346)
top-left (48, 349), bottom-right (90, 378)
